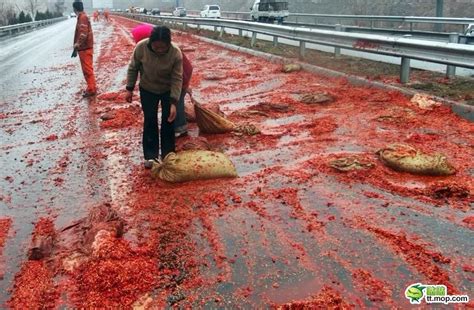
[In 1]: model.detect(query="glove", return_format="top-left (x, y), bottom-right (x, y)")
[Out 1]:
top-left (71, 48), bottom-right (78, 58)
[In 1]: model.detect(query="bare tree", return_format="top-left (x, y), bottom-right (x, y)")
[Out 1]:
top-left (0, 0), bottom-right (17, 26)
top-left (25, 0), bottom-right (41, 20)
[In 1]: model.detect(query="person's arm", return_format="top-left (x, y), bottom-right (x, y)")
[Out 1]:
top-left (125, 46), bottom-right (141, 102)
top-left (74, 14), bottom-right (89, 49)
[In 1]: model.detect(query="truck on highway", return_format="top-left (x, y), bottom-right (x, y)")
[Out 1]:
top-left (250, 0), bottom-right (289, 24)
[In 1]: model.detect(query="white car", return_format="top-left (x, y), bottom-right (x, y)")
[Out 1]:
top-left (69, 12), bottom-right (76, 18)
top-left (465, 23), bottom-right (474, 36)
top-left (200, 5), bottom-right (221, 18)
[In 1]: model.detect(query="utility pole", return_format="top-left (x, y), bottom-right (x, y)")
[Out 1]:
top-left (435, 0), bottom-right (443, 31)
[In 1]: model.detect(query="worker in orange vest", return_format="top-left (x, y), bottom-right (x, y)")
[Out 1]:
top-left (72, 1), bottom-right (97, 97)
top-left (104, 9), bottom-right (110, 22)
top-left (93, 10), bottom-right (99, 22)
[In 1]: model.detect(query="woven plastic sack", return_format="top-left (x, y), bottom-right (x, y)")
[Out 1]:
top-left (301, 93), bottom-right (334, 104)
top-left (151, 150), bottom-right (238, 183)
top-left (329, 157), bottom-right (374, 172)
top-left (282, 64), bottom-right (301, 73)
top-left (194, 102), bottom-right (235, 134)
top-left (377, 144), bottom-right (456, 176)
top-left (410, 93), bottom-right (442, 110)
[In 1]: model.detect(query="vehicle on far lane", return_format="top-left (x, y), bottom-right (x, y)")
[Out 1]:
top-left (173, 7), bottom-right (187, 17)
top-left (200, 5), bottom-right (221, 18)
top-left (465, 24), bottom-right (474, 36)
top-left (250, 0), bottom-right (289, 24)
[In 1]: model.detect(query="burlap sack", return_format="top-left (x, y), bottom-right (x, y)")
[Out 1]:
top-left (377, 144), bottom-right (456, 176)
top-left (151, 150), bottom-right (238, 183)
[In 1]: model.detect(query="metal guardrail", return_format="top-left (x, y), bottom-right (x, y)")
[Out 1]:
top-left (0, 17), bottom-right (68, 37)
top-left (180, 11), bottom-right (474, 42)
top-left (289, 14), bottom-right (474, 24)
top-left (121, 14), bottom-right (474, 83)
top-left (220, 11), bottom-right (474, 27)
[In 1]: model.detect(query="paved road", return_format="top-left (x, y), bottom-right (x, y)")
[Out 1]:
top-left (0, 18), bottom-right (122, 304)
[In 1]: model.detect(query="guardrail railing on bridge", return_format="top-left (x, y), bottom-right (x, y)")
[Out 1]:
top-left (0, 17), bottom-right (68, 37)
top-left (216, 12), bottom-right (474, 31)
top-left (119, 13), bottom-right (474, 83)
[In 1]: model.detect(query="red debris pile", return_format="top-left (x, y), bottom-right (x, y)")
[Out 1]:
top-left (100, 105), bottom-right (141, 129)
top-left (361, 224), bottom-right (456, 293)
top-left (275, 286), bottom-right (353, 309)
top-left (68, 236), bottom-right (158, 308)
top-left (0, 218), bottom-right (12, 255)
top-left (8, 261), bottom-right (59, 309)
top-left (8, 218), bottom-right (59, 309)
top-left (351, 269), bottom-right (392, 303)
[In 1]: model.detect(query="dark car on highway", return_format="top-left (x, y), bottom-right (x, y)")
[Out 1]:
top-left (173, 7), bottom-right (187, 17)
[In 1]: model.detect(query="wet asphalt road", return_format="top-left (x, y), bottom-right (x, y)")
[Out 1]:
top-left (0, 18), bottom-right (116, 303)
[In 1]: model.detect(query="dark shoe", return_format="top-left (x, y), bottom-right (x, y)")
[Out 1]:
top-left (175, 130), bottom-right (188, 138)
top-left (82, 91), bottom-right (97, 98)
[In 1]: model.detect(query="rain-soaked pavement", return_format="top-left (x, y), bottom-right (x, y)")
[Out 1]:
top-left (0, 16), bottom-right (473, 308)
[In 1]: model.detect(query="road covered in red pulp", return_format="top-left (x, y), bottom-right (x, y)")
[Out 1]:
top-left (0, 15), bottom-right (472, 308)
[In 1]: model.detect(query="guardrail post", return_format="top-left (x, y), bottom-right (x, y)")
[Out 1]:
top-left (334, 24), bottom-right (344, 57)
top-left (251, 31), bottom-right (257, 47)
top-left (273, 36), bottom-right (278, 47)
top-left (400, 57), bottom-right (411, 84)
top-left (238, 29), bottom-right (243, 37)
top-left (183, 22), bottom-right (187, 30)
top-left (446, 33), bottom-right (459, 78)
top-left (299, 41), bottom-right (306, 58)
top-left (409, 22), bottom-right (413, 31)
top-left (214, 26), bottom-right (217, 32)
top-left (219, 26), bottom-right (224, 38)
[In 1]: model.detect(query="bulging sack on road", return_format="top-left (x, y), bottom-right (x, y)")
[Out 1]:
top-left (329, 156), bottom-right (374, 172)
top-left (377, 144), bottom-right (456, 176)
top-left (151, 150), bottom-right (238, 183)
top-left (410, 93), bottom-right (442, 110)
top-left (195, 103), bottom-right (236, 134)
top-left (234, 123), bottom-right (261, 136)
top-left (282, 63), bottom-right (302, 73)
top-left (301, 92), bottom-right (335, 104)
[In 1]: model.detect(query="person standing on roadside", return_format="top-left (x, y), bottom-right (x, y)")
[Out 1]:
top-left (72, 1), bottom-right (97, 97)
top-left (126, 26), bottom-right (183, 169)
top-left (93, 10), bottom-right (99, 22)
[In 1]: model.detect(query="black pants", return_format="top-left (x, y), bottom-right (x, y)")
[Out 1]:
top-left (139, 87), bottom-right (175, 160)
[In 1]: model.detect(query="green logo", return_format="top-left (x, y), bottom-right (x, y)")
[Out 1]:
top-left (405, 283), bottom-right (469, 305)
top-left (405, 284), bottom-right (426, 304)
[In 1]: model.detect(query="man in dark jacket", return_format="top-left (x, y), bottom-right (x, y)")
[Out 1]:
top-left (73, 1), bottom-right (97, 97)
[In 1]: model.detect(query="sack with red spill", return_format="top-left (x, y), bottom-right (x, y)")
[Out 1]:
top-left (151, 150), bottom-right (238, 183)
